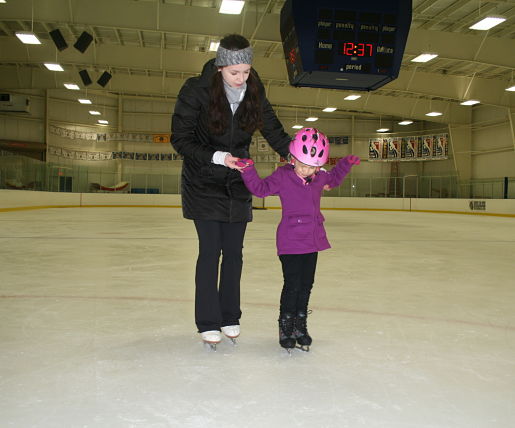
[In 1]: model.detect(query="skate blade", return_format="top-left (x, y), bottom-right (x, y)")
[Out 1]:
top-left (296, 345), bottom-right (310, 352)
top-left (222, 334), bottom-right (239, 345)
top-left (203, 341), bottom-right (220, 351)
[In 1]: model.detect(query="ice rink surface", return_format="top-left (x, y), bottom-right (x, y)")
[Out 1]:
top-left (1, 207), bottom-right (514, 427)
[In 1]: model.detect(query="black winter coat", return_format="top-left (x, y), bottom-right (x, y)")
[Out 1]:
top-left (171, 59), bottom-right (291, 222)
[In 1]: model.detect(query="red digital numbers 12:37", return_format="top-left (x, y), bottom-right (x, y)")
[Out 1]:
top-left (342, 42), bottom-right (374, 57)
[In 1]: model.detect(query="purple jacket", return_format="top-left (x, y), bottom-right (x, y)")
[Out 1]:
top-left (241, 157), bottom-right (353, 255)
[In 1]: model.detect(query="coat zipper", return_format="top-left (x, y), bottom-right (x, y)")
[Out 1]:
top-left (229, 112), bottom-right (234, 222)
top-left (309, 184), bottom-right (318, 248)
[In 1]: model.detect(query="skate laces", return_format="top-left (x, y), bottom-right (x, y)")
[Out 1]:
top-left (295, 310), bottom-right (312, 335)
top-left (279, 316), bottom-right (295, 336)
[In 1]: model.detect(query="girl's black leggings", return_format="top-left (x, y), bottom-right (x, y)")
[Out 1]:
top-left (279, 252), bottom-right (318, 315)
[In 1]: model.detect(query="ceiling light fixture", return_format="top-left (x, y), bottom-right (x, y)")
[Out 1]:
top-left (398, 120), bottom-right (413, 125)
top-left (344, 95), bottom-right (361, 100)
top-left (0, 1), bottom-right (7, 4)
top-left (78, 99), bottom-right (92, 104)
top-left (89, 110), bottom-right (101, 115)
top-left (98, 120), bottom-right (109, 125)
top-left (44, 63), bottom-right (64, 71)
top-left (305, 117), bottom-right (318, 122)
top-left (292, 107), bottom-right (303, 129)
top-left (64, 83), bottom-right (80, 90)
top-left (426, 111), bottom-right (442, 117)
top-left (15, 31), bottom-right (41, 45)
top-left (322, 107), bottom-right (337, 112)
top-left (469, 16), bottom-right (506, 31)
top-left (219, 0), bottom-right (245, 15)
top-left (376, 115), bottom-right (388, 132)
top-left (411, 53), bottom-right (438, 63)
top-left (505, 85), bottom-right (515, 92)
top-left (209, 41), bottom-right (220, 52)
top-left (460, 100), bottom-right (480, 106)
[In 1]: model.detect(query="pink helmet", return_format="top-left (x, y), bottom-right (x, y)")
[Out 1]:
top-left (289, 128), bottom-right (329, 167)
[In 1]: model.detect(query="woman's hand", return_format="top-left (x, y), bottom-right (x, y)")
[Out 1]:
top-left (225, 155), bottom-right (254, 172)
top-left (224, 154), bottom-right (245, 170)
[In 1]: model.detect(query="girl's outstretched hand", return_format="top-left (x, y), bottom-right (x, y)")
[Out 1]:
top-left (346, 155), bottom-right (361, 165)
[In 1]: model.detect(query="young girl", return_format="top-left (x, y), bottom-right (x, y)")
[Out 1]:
top-left (238, 128), bottom-right (360, 352)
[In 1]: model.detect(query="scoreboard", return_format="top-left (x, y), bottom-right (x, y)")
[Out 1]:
top-left (280, 0), bottom-right (412, 91)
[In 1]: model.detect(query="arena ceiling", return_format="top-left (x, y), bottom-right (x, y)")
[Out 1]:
top-left (0, 0), bottom-right (514, 126)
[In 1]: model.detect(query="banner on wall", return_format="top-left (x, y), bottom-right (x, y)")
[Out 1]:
top-left (76, 151), bottom-right (88, 160)
top-left (62, 148), bottom-right (74, 159)
top-left (434, 134), bottom-right (448, 158)
top-left (368, 134), bottom-right (449, 162)
top-left (388, 138), bottom-right (401, 159)
top-left (401, 136), bottom-right (420, 160)
top-left (153, 134), bottom-right (171, 143)
top-left (48, 145), bottom-right (180, 161)
top-left (49, 125), bottom-right (155, 143)
top-left (328, 136), bottom-right (349, 145)
top-left (369, 139), bottom-right (383, 160)
top-left (122, 152), bottom-right (135, 160)
top-left (422, 136), bottom-right (432, 158)
top-left (257, 141), bottom-right (269, 152)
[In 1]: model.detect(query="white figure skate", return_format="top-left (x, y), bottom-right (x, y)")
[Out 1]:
top-left (200, 330), bottom-right (222, 351)
top-left (221, 325), bottom-right (240, 345)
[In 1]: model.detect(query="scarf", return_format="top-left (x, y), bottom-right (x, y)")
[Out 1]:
top-left (223, 80), bottom-right (247, 114)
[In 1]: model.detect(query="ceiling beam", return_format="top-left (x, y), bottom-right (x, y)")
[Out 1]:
top-left (1, 37), bottom-right (512, 109)
top-left (418, 0), bottom-right (471, 30)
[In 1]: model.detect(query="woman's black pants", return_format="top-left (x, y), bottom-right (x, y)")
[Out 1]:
top-left (279, 252), bottom-right (318, 315)
top-left (193, 220), bottom-right (247, 333)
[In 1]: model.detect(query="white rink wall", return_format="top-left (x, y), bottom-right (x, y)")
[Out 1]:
top-left (262, 195), bottom-right (515, 216)
top-left (1, 190), bottom-right (515, 216)
top-left (0, 190), bottom-right (181, 209)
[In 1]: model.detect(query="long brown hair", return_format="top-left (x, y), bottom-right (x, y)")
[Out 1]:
top-left (209, 35), bottom-right (263, 135)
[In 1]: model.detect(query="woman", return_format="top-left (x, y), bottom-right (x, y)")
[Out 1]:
top-left (171, 34), bottom-right (291, 348)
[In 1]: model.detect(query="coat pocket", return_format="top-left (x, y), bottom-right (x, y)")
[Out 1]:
top-left (198, 164), bottom-right (213, 180)
top-left (287, 215), bottom-right (313, 240)
top-left (199, 164), bottom-right (228, 184)
top-left (316, 213), bottom-right (327, 240)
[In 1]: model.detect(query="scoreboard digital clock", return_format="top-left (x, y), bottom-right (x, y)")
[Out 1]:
top-left (341, 42), bottom-right (374, 57)
top-left (280, 0), bottom-right (412, 91)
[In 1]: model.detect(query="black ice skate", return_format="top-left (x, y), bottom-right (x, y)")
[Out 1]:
top-left (293, 311), bottom-right (312, 352)
top-left (278, 313), bottom-right (296, 354)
